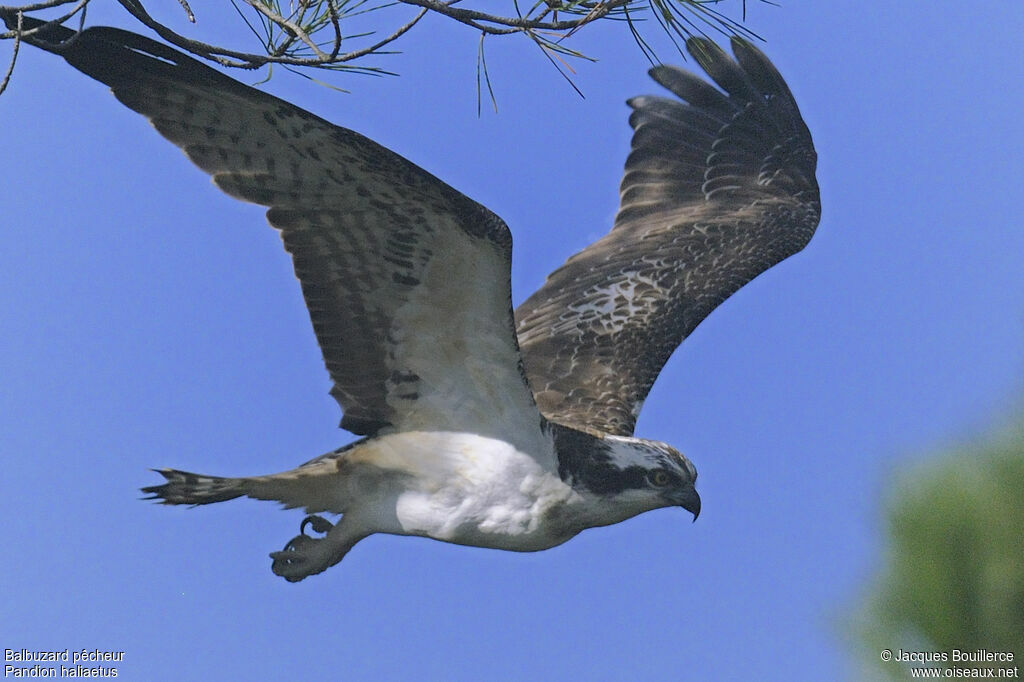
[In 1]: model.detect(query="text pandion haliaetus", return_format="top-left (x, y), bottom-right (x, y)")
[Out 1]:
top-left (5, 15), bottom-right (820, 581)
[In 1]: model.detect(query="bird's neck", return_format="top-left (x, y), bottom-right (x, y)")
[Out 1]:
top-left (549, 423), bottom-right (647, 495)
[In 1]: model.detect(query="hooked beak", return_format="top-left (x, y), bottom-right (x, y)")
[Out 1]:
top-left (678, 486), bottom-right (701, 522)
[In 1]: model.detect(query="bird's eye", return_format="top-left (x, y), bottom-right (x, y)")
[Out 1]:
top-left (649, 470), bottom-right (671, 487)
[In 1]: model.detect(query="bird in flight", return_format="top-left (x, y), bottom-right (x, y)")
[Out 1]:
top-left (4, 14), bottom-right (820, 582)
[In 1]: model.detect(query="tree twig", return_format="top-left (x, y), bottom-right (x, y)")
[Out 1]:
top-left (0, 0), bottom-right (764, 82)
top-left (0, 7), bottom-right (21, 95)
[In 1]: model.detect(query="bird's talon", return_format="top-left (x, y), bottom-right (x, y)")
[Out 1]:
top-left (300, 514), bottom-right (333, 536)
top-left (270, 528), bottom-right (337, 582)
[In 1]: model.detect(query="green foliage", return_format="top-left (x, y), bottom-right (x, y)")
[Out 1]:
top-left (854, 415), bottom-right (1024, 677)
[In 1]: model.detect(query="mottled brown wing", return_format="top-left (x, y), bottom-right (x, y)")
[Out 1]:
top-left (515, 37), bottom-right (821, 436)
top-left (19, 21), bottom-right (541, 446)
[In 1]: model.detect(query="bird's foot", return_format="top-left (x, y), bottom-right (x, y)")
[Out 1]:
top-left (270, 515), bottom-right (338, 582)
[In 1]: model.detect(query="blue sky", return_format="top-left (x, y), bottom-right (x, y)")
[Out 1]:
top-left (2, 1), bottom-right (1022, 679)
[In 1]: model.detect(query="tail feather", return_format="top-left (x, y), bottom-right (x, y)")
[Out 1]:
top-left (141, 468), bottom-right (246, 506)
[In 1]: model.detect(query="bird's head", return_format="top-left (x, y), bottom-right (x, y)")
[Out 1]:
top-left (555, 427), bottom-right (700, 524)
top-left (601, 435), bottom-right (701, 521)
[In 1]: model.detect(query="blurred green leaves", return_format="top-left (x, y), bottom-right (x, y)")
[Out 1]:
top-left (854, 413), bottom-right (1024, 677)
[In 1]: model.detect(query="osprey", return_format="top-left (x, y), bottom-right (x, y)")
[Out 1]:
top-left (5, 15), bottom-right (820, 582)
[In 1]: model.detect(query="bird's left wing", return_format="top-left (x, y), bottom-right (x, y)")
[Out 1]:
top-left (8, 18), bottom-right (544, 450)
top-left (515, 37), bottom-right (821, 437)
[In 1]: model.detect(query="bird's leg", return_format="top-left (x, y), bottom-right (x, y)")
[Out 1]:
top-left (270, 514), bottom-right (365, 582)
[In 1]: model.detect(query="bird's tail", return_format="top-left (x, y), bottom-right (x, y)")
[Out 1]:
top-left (141, 447), bottom-right (355, 511)
top-left (141, 469), bottom-right (247, 506)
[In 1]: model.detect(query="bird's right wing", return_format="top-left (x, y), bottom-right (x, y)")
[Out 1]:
top-left (515, 37), bottom-right (821, 436)
top-left (7, 17), bottom-right (545, 452)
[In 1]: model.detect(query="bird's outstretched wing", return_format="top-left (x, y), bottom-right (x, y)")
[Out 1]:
top-left (10, 18), bottom-right (541, 447)
top-left (515, 37), bottom-right (821, 436)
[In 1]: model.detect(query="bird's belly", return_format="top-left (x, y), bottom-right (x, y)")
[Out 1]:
top-left (372, 432), bottom-right (580, 551)
top-left (398, 498), bottom-right (579, 552)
